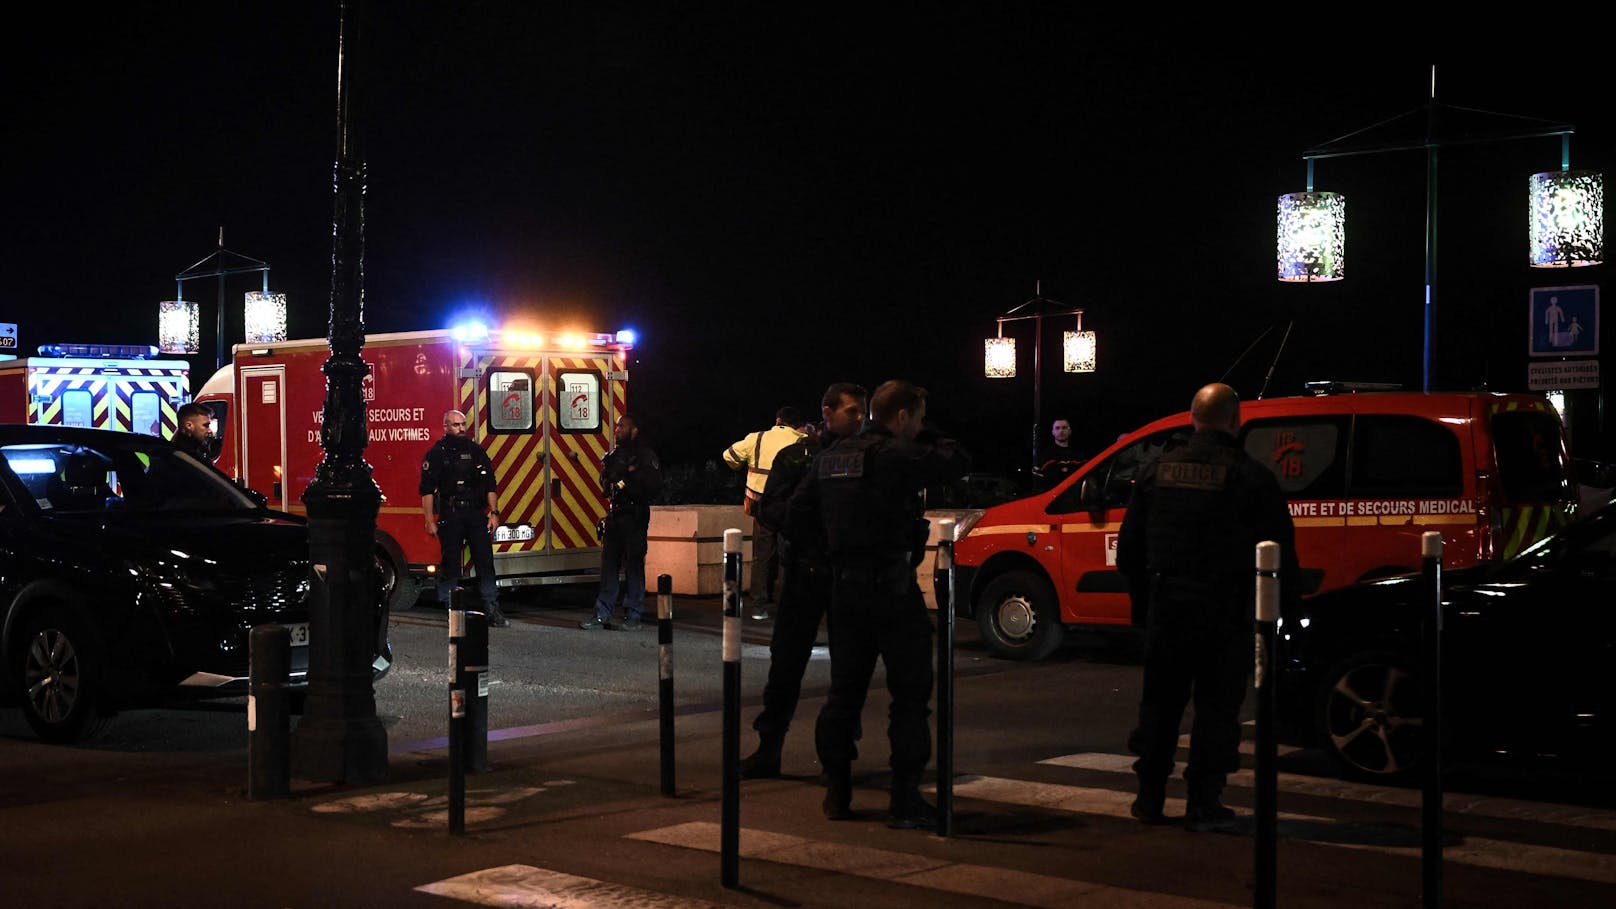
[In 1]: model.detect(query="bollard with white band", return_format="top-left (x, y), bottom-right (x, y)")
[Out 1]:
top-left (657, 573), bottom-right (676, 797)
top-left (935, 518), bottom-right (957, 837)
top-left (247, 623), bottom-right (292, 801)
top-left (720, 528), bottom-right (742, 888)
top-left (1253, 540), bottom-right (1280, 909)
top-left (447, 601), bottom-right (467, 836)
top-left (1420, 531), bottom-right (1444, 908)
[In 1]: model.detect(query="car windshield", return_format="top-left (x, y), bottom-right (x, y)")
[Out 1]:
top-left (0, 439), bottom-right (258, 514)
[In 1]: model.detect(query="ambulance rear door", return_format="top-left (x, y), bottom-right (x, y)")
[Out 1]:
top-left (542, 351), bottom-right (618, 553)
top-left (238, 365), bottom-right (289, 508)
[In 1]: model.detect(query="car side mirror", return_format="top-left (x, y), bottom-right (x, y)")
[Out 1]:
top-left (240, 485), bottom-right (268, 509)
top-left (1078, 476), bottom-right (1106, 511)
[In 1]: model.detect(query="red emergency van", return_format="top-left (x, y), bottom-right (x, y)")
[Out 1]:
top-left (195, 325), bottom-right (632, 610)
top-left (949, 387), bottom-right (1578, 660)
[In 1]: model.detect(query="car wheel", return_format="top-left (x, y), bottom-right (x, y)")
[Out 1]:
top-left (15, 605), bottom-right (113, 743)
top-left (975, 570), bottom-right (1065, 661)
top-left (1315, 650), bottom-right (1426, 781)
top-left (375, 545), bottom-right (415, 614)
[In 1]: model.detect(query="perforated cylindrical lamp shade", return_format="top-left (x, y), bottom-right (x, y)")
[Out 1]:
top-left (1063, 330), bottom-right (1096, 373)
top-left (1529, 170), bottom-right (1604, 267)
top-left (158, 300), bottom-right (199, 354)
top-left (244, 291), bottom-right (288, 343)
top-left (984, 337), bottom-right (1016, 378)
top-left (1277, 191), bottom-right (1346, 282)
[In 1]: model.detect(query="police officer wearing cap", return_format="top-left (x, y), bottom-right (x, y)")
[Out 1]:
top-left (1117, 382), bottom-right (1298, 832)
top-left (798, 379), bottom-right (970, 829)
top-left (419, 409), bottom-right (507, 627)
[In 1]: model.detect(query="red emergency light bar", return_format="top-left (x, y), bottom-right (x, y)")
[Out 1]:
top-left (450, 322), bottom-right (636, 351)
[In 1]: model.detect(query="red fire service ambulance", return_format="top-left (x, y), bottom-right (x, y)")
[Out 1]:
top-left (948, 386), bottom-right (1578, 661)
top-left (195, 324), bottom-right (633, 610)
top-left (0, 343), bottom-right (192, 436)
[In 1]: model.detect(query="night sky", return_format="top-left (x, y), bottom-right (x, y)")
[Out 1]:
top-left (7, 6), bottom-right (1611, 472)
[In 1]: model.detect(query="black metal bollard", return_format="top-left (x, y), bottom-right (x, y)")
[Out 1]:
top-left (720, 528), bottom-right (742, 889)
top-left (657, 573), bottom-right (677, 797)
top-left (465, 603), bottom-right (490, 774)
top-left (1420, 531), bottom-right (1444, 908)
top-left (1253, 540), bottom-right (1281, 909)
top-left (248, 624), bottom-right (292, 800)
top-left (446, 593), bottom-right (491, 835)
top-left (934, 518), bottom-right (957, 837)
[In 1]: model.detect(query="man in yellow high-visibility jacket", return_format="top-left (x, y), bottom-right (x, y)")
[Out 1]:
top-left (723, 406), bottom-right (808, 619)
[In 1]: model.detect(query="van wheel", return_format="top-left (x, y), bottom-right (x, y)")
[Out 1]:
top-left (976, 571), bottom-right (1064, 661)
top-left (15, 605), bottom-right (114, 743)
top-left (374, 546), bottom-right (415, 614)
top-left (1315, 650), bottom-right (1428, 781)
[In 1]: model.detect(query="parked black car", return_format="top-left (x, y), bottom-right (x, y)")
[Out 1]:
top-left (0, 425), bottom-right (389, 743)
top-left (1276, 494), bottom-right (1616, 780)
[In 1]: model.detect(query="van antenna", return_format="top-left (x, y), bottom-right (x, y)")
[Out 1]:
top-left (1218, 323), bottom-right (1275, 384)
top-left (1257, 320), bottom-right (1296, 400)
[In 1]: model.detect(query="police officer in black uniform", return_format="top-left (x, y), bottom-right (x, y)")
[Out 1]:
top-left (419, 409), bottom-right (507, 626)
top-left (580, 413), bottom-right (663, 630)
top-left (1117, 382), bottom-right (1298, 832)
top-left (799, 379), bottom-right (970, 828)
top-left (739, 381), bottom-right (867, 778)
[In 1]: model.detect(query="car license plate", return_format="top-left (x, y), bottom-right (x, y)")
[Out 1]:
top-left (285, 622), bottom-right (311, 647)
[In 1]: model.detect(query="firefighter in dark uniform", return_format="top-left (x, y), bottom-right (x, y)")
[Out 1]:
top-left (579, 413), bottom-right (663, 630)
top-left (1117, 382), bottom-right (1298, 832)
top-left (739, 381), bottom-right (868, 779)
top-left (799, 379), bottom-right (971, 829)
top-left (419, 409), bottom-right (507, 627)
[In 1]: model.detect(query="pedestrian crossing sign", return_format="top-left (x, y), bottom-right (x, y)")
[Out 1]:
top-left (1529, 285), bottom-right (1599, 357)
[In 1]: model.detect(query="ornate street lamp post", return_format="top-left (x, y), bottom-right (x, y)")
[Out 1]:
top-left (291, 0), bottom-right (387, 784)
top-left (984, 282), bottom-right (1094, 467)
top-left (1277, 66), bottom-right (1602, 392)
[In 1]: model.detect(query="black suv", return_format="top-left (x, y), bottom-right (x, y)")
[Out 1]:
top-left (0, 425), bottom-right (388, 742)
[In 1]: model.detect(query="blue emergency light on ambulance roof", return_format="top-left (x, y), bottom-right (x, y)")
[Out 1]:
top-left (450, 321), bottom-right (490, 344)
top-left (37, 343), bottom-right (161, 359)
top-left (615, 329), bottom-right (637, 347)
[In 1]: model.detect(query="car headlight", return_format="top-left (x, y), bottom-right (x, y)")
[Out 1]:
top-left (949, 510), bottom-right (986, 541)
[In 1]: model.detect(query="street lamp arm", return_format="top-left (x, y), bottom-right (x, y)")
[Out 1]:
top-left (1303, 104), bottom-right (1574, 161)
top-left (176, 246), bottom-right (271, 279)
top-left (176, 264), bottom-right (271, 281)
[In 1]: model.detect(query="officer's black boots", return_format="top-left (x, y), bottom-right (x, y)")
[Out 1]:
top-left (485, 604), bottom-right (511, 628)
top-left (821, 768), bottom-right (854, 820)
top-left (1130, 777), bottom-right (1169, 825)
top-left (740, 734), bottom-right (784, 779)
top-left (1184, 781), bottom-right (1239, 833)
top-left (887, 773), bottom-right (936, 830)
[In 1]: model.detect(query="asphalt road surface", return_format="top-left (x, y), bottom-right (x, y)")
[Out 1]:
top-left (2, 585), bottom-right (1613, 908)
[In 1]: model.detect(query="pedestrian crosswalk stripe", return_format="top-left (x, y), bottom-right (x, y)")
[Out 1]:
top-left (416, 864), bottom-right (727, 908)
top-left (627, 821), bottom-right (1243, 908)
top-left (947, 775), bottom-right (1616, 885)
top-left (1040, 752), bottom-right (1616, 832)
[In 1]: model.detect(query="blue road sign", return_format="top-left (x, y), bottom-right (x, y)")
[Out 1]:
top-left (1529, 285), bottom-right (1599, 357)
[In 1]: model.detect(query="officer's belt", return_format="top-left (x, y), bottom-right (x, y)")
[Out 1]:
top-left (445, 497), bottom-right (482, 509)
top-left (1149, 570), bottom-right (1248, 594)
top-left (833, 549), bottom-right (910, 566)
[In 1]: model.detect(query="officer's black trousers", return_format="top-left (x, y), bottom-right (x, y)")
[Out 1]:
top-left (814, 571), bottom-right (933, 777)
top-left (752, 556), bottom-right (832, 741)
top-left (1128, 583), bottom-right (1251, 797)
top-left (436, 506), bottom-right (498, 607)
